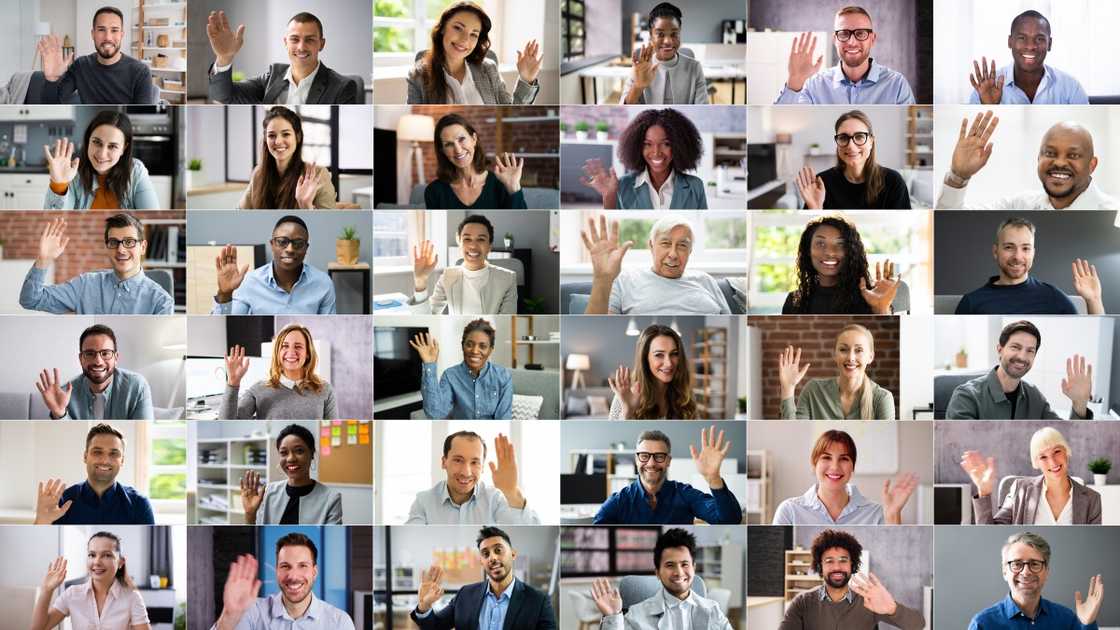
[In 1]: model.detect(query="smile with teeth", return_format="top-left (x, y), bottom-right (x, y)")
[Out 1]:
top-left (450, 42), bottom-right (470, 54)
top-left (824, 472), bottom-right (845, 482)
top-left (1047, 171), bottom-right (1072, 181)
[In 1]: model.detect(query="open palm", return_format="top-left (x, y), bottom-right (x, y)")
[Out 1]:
top-left (581, 215), bottom-right (632, 283)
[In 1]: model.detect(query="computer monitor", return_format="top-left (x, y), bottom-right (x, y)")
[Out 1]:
top-left (561, 473), bottom-right (607, 504)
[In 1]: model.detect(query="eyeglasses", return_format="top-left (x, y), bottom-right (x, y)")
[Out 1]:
top-left (271, 237), bottom-right (309, 250)
top-left (1006, 560), bottom-right (1047, 574)
top-left (636, 452), bottom-right (669, 463)
top-left (81, 349), bottom-right (117, 361)
top-left (834, 29), bottom-right (873, 42)
top-left (105, 238), bottom-right (140, 249)
top-left (834, 132), bottom-right (872, 147)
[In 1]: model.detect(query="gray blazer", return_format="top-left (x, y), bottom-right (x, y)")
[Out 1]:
top-left (411, 264), bottom-right (518, 314)
top-left (208, 61), bottom-right (359, 104)
top-left (601, 592), bottom-right (731, 630)
top-left (407, 58), bottom-right (538, 104)
top-left (255, 480), bottom-right (343, 525)
top-left (973, 475), bottom-right (1102, 524)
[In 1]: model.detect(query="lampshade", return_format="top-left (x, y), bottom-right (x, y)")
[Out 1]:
top-left (397, 114), bottom-right (435, 142)
top-left (566, 353), bottom-right (590, 371)
top-left (625, 317), bottom-right (640, 336)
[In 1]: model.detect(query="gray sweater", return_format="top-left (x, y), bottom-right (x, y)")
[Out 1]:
top-left (41, 53), bottom-right (155, 104)
top-left (220, 381), bottom-right (338, 420)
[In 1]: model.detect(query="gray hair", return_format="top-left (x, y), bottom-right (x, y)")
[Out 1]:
top-left (636, 430), bottom-right (671, 451)
top-left (648, 214), bottom-right (694, 244)
top-left (1001, 531), bottom-right (1051, 564)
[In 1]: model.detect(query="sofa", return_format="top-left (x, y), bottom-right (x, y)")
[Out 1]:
top-left (561, 278), bottom-right (746, 314)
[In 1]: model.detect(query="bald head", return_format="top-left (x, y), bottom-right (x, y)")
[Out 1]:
top-left (1040, 122), bottom-right (1094, 157)
top-left (1036, 122), bottom-right (1097, 207)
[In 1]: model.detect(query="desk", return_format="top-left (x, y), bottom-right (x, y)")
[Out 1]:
top-left (328, 262), bottom-right (372, 314)
top-left (561, 503), bottom-right (602, 524)
top-left (576, 60), bottom-right (747, 104)
top-left (352, 185), bottom-right (372, 206)
top-left (373, 291), bottom-right (412, 313)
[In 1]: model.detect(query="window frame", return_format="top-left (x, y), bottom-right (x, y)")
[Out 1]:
top-left (139, 420), bottom-right (187, 513)
top-left (562, 0), bottom-right (586, 60)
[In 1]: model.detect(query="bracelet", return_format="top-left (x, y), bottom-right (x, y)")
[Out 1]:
top-left (943, 171), bottom-right (970, 188)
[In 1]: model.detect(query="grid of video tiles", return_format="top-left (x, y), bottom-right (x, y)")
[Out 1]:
top-left (0, 1), bottom-right (1118, 629)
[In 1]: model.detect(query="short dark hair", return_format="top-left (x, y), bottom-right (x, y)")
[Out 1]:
top-left (104, 212), bottom-right (145, 244)
top-left (476, 526), bottom-right (512, 548)
top-left (274, 215), bottom-right (309, 235)
top-left (289, 12), bottom-right (324, 38)
top-left (1010, 10), bottom-right (1050, 36)
top-left (648, 2), bottom-right (682, 26)
top-left (443, 430), bottom-right (488, 459)
top-left (276, 532), bottom-right (318, 564)
top-left (458, 214), bottom-right (494, 243)
top-left (277, 424), bottom-right (316, 457)
top-left (79, 324), bottom-right (117, 350)
top-left (462, 318), bottom-right (496, 348)
top-left (811, 529), bottom-right (862, 575)
top-left (92, 6), bottom-right (124, 27)
top-left (654, 528), bottom-right (696, 567)
top-left (999, 320), bottom-right (1042, 350)
top-left (617, 109), bottom-right (703, 173)
top-left (636, 429), bottom-right (671, 451)
top-left (86, 423), bottom-right (125, 450)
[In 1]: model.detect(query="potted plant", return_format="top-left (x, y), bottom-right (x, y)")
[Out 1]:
top-left (0, 238), bottom-right (5, 259)
top-left (955, 347), bottom-right (968, 368)
top-left (737, 396), bottom-right (747, 414)
top-left (560, 122), bottom-right (569, 138)
top-left (808, 142), bottom-right (821, 155)
top-left (575, 121), bottom-right (590, 141)
top-left (503, 231), bottom-right (514, 248)
top-left (522, 296), bottom-right (545, 314)
top-left (186, 158), bottom-right (203, 189)
top-left (336, 226), bottom-right (360, 265)
top-left (1089, 457), bottom-right (1111, 486)
top-left (595, 121), bottom-right (610, 141)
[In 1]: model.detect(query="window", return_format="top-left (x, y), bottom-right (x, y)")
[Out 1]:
top-left (374, 0), bottom-right (451, 66)
top-left (562, 0), bottom-right (586, 60)
top-left (561, 210), bottom-right (748, 268)
top-left (139, 421), bottom-right (187, 513)
top-left (560, 526), bottom-right (659, 576)
top-left (380, 421), bottom-right (433, 524)
top-left (373, 210), bottom-right (447, 271)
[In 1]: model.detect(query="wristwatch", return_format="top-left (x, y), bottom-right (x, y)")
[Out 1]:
top-left (943, 171), bottom-right (970, 189)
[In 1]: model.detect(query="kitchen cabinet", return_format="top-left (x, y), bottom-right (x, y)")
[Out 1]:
top-left (0, 106), bottom-right (75, 122)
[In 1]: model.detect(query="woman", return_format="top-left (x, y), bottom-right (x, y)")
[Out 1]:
top-left (43, 111), bottom-right (158, 210)
top-left (795, 110), bottom-right (911, 209)
top-left (407, 1), bottom-right (541, 104)
top-left (32, 531), bottom-right (150, 630)
top-left (772, 429), bottom-right (917, 525)
top-left (411, 214), bottom-right (518, 314)
top-left (778, 324), bottom-right (895, 420)
top-left (581, 108), bottom-right (707, 209)
top-left (961, 427), bottom-right (1102, 524)
top-left (425, 113), bottom-right (526, 209)
top-left (221, 323), bottom-right (338, 419)
top-left (608, 324), bottom-right (699, 419)
top-left (410, 319), bottom-right (512, 419)
top-left (782, 215), bottom-right (900, 314)
top-left (239, 106), bottom-right (336, 209)
top-left (240, 424), bottom-right (343, 524)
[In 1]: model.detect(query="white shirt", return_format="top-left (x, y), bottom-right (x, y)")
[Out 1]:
top-left (460, 265), bottom-right (490, 314)
top-left (937, 179), bottom-right (1119, 210)
top-left (1035, 479), bottom-right (1074, 525)
top-left (632, 169), bottom-right (676, 209)
top-left (443, 66), bottom-right (485, 105)
top-left (283, 62), bottom-right (322, 105)
top-left (52, 580), bottom-right (150, 629)
top-left (662, 587), bottom-right (695, 630)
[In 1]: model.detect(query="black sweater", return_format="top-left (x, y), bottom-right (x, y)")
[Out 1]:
top-left (819, 165), bottom-right (911, 209)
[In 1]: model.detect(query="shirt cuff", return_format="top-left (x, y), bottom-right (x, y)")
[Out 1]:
top-left (414, 608), bottom-right (433, 618)
top-left (413, 289), bottom-right (429, 302)
top-left (212, 62), bottom-right (233, 74)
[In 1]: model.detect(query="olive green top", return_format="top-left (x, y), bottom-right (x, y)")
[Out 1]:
top-left (779, 377), bottom-right (895, 420)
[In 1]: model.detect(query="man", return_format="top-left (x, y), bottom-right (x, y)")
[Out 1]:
top-left (407, 431), bottom-right (540, 525)
top-left (591, 528), bottom-right (732, 629)
top-left (412, 526), bottom-right (557, 630)
top-left (411, 214), bottom-right (518, 314)
top-left (33, 423), bottom-right (154, 524)
top-left (37, 6), bottom-right (156, 104)
top-left (212, 533), bottom-right (355, 630)
top-left (968, 531), bottom-right (1103, 629)
top-left (206, 11), bottom-right (359, 104)
top-left (35, 324), bottom-right (154, 420)
top-left (20, 214), bottom-right (173, 315)
top-left (946, 320), bottom-right (1094, 420)
top-left (212, 215), bottom-right (336, 314)
top-left (779, 529), bottom-right (924, 629)
top-left (968, 11), bottom-right (1088, 105)
top-left (594, 427), bottom-right (742, 524)
top-left (582, 215), bottom-right (732, 315)
top-left (937, 111), bottom-right (1118, 210)
top-left (775, 6), bottom-right (915, 104)
top-left (955, 217), bottom-right (1104, 314)
top-left (621, 3), bottom-right (708, 105)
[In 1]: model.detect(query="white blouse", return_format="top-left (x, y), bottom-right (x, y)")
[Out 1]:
top-left (443, 67), bottom-right (485, 105)
top-left (52, 580), bottom-right (149, 629)
top-left (1034, 479), bottom-right (1074, 525)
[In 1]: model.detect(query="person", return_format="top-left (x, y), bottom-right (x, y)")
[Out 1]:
top-left (937, 111), bottom-right (1119, 210)
top-left (946, 320), bottom-right (1095, 419)
top-left (590, 528), bottom-right (732, 630)
top-left (410, 320), bottom-right (513, 419)
top-left (20, 213), bottom-right (173, 314)
top-left (580, 108), bottom-right (707, 209)
top-left (779, 529), bottom-right (925, 630)
top-left (424, 114), bottom-right (527, 209)
top-left (407, 1), bottom-right (541, 105)
top-left (411, 214), bottom-right (517, 314)
top-left (206, 11), bottom-right (359, 104)
top-left (238, 107), bottom-right (336, 209)
top-left (796, 110), bottom-right (911, 209)
top-left (620, 3), bottom-right (708, 105)
top-left (211, 534), bottom-right (355, 630)
top-left (967, 11), bottom-right (1088, 105)
top-left (593, 428), bottom-right (742, 524)
top-left (32, 531), bottom-right (151, 630)
top-left (607, 324), bottom-right (699, 420)
top-left (772, 430), bottom-right (917, 525)
top-left (33, 423), bottom-right (155, 525)
top-left (220, 324), bottom-right (338, 419)
top-left (968, 531), bottom-right (1103, 629)
top-left (211, 215), bottom-right (337, 314)
top-left (778, 325), bottom-right (895, 419)
top-left (581, 215), bottom-right (731, 315)
top-left (956, 217), bottom-right (1105, 315)
top-left (36, 7), bottom-right (156, 104)
top-left (782, 215), bottom-right (901, 314)
top-left (407, 431), bottom-right (539, 524)
top-left (775, 6), bottom-right (915, 104)
top-left (42, 111), bottom-right (158, 210)
top-left (239, 424), bottom-right (342, 524)
top-left (961, 427), bottom-right (1102, 525)
top-left (412, 526), bottom-right (557, 629)
top-left (35, 324), bottom-right (154, 420)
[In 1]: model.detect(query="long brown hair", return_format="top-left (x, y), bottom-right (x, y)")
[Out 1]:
top-left (249, 107), bottom-right (305, 209)
top-left (834, 110), bottom-right (884, 206)
top-left (434, 113), bottom-right (487, 183)
top-left (78, 111), bottom-right (134, 205)
top-left (630, 325), bottom-right (698, 420)
top-left (267, 324), bottom-right (324, 394)
top-left (88, 531), bottom-right (135, 589)
top-left (421, 1), bottom-right (492, 104)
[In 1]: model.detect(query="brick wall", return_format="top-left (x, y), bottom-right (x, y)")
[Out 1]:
top-left (751, 315), bottom-right (901, 419)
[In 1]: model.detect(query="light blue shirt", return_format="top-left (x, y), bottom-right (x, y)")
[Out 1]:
top-left (420, 361), bottom-right (512, 419)
top-left (211, 263), bottom-right (336, 315)
top-left (20, 266), bottom-right (172, 314)
top-left (57, 367), bottom-right (154, 420)
top-left (43, 159), bottom-right (159, 210)
top-left (405, 480), bottom-right (540, 525)
top-left (772, 484), bottom-right (884, 525)
top-left (210, 592), bottom-right (355, 630)
top-left (480, 578), bottom-right (516, 630)
top-left (775, 59), bottom-right (916, 104)
top-left (968, 63), bottom-right (1088, 104)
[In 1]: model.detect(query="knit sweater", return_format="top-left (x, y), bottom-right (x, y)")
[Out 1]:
top-left (220, 380), bottom-right (338, 419)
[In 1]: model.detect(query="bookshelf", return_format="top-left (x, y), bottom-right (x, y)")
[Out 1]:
top-left (906, 105), bottom-right (934, 169)
top-left (141, 217), bottom-right (185, 312)
top-left (692, 326), bottom-right (728, 419)
top-left (195, 436), bottom-right (269, 524)
top-left (132, 0), bottom-right (188, 104)
top-left (745, 449), bottom-right (772, 524)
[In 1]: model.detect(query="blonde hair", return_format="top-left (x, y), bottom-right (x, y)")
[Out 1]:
top-left (267, 324), bottom-right (324, 394)
top-left (1030, 427), bottom-right (1072, 466)
top-left (836, 324), bottom-right (876, 419)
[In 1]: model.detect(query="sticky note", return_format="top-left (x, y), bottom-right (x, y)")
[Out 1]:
top-left (348, 424), bottom-right (357, 435)
top-left (331, 436), bottom-right (340, 446)
top-left (320, 428), bottom-right (330, 438)
top-left (331, 427), bottom-right (341, 437)
top-left (347, 434), bottom-right (357, 445)
top-left (359, 434), bottom-right (369, 445)
top-left (359, 424), bottom-right (369, 434)
top-left (332, 420), bottom-right (342, 426)
top-left (320, 420), bottom-right (330, 427)
top-left (321, 446), bottom-right (331, 456)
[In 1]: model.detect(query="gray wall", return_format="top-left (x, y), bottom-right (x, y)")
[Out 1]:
top-left (585, 1), bottom-right (623, 56)
top-left (186, 210), bottom-right (372, 270)
top-left (382, 525), bottom-right (559, 589)
top-left (275, 316), bottom-right (373, 419)
top-left (621, 0), bottom-right (747, 54)
top-left (559, 420), bottom-right (747, 474)
top-left (935, 526), bottom-right (1119, 629)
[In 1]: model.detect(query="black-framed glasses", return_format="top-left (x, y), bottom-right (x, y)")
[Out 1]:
top-left (835, 29), bottom-right (873, 42)
top-left (835, 132), bottom-right (872, 147)
top-left (81, 349), bottom-right (117, 361)
top-left (636, 452), bottom-right (669, 463)
top-left (271, 237), bottom-right (309, 250)
top-left (105, 238), bottom-right (140, 249)
top-left (1006, 560), bottom-right (1047, 574)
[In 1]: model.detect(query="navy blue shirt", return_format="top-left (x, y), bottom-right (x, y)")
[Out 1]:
top-left (593, 479), bottom-right (741, 525)
top-left (969, 594), bottom-right (1096, 630)
top-left (53, 481), bottom-right (155, 525)
top-left (956, 276), bottom-right (1077, 315)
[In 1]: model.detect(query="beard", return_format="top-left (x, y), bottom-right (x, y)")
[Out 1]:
top-left (97, 42), bottom-right (120, 59)
top-left (825, 570), bottom-right (852, 589)
top-left (83, 365), bottom-right (115, 385)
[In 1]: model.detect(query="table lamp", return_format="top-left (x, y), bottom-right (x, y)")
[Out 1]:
top-left (566, 353), bottom-right (590, 390)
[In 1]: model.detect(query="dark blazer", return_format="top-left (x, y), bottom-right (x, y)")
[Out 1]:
top-left (410, 579), bottom-right (557, 630)
top-left (974, 475), bottom-right (1102, 524)
top-left (208, 62), bottom-right (359, 104)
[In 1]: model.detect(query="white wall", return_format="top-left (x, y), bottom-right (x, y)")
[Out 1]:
top-left (75, 0), bottom-right (135, 56)
top-left (185, 106), bottom-right (227, 186)
top-left (900, 314), bottom-right (934, 418)
top-left (753, 105), bottom-right (909, 171)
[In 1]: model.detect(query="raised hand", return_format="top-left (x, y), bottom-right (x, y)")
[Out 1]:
top-left (41, 556), bottom-right (68, 591)
top-left (492, 152), bottom-right (523, 193)
top-left (34, 478), bottom-right (72, 524)
top-left (217, 554), bottom-right (261, 630)
top-left (591, 577), bottom-right (623, 616)
top-left (225, 344), bottom-right (250, 387)
top-left (778, 345), bottom-right (810, 401)
top-left (631, 44), bottom-right (657, 90)
top-left (859, 260), bottom-right (900, 314)
top-left (413, 240), bottom-right (439, 291)
top-left (850, 572), bottom-right (898, 615)
top-left (581, 216), bottom-right (633, 283)
top-left (969, 57), bottom-right (1005, 105)
top-left (881, 472), bottom-right (918, 524)
top-left (295, 162), bottom-right (319, 209)
top-left (959, 450), bottom-right (996, 497)
top-left (1072, 259), bottom-right (1104, 314)
top-left (787, 32), bottom-right (823, 92)
top-left (950, 110), bottom-right (999, 180)
top-left (207, 10), bottom-right (245, 67)
top-left (408, 332), bottom-right (440, 364)
top-left (214, 244), bottom-right (250, 301)
top-left (1075, 574), bottom-right (1104, 625)
top-left (417, 566), bottom-right (445, 613)
top-left (580, 159), bottom-right (620, 208)
top-left (35, 368), bottom-right (72, 419)
top-left (36, 218), bottom-right (70, 267)
top-left (489, 433), bottom-right (526, 507)
top-left (690, 425), bottom-right (730, 486)
top-left (607, 365), bottom-right (641, 418)
top-left (1061, 354), bottom-right (1093, 417)
top-left (796, 165), bottom-right (826, 209)
top-left (37, 34), bottom-right (74, 82)
top-left (516, 39), bottom-right (542, 83)
top-left (43, 138), bottom-right (79, 185)
top-left (239, 470), bottom-right (263, 520)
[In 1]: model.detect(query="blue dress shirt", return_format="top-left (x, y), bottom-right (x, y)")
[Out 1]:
top-left (53, 481), bottom-right (155, 525)
top-left (775, 59), bottom-right (916, 104)
top-left (209, 592), bottom-right (355, 630)
top-left (20, 266), bottom-right (172, 314)
top-left (421, 361), bottom-right (513, 419)
top-left (211, 263), bottom-right (337, 314)
top-left (968, 64), bottom-right (1088, 104)
top-left (480, 579), bottom-right (515, 630)
top-left (772, 484), bottom-right (884, 525)
top-left (969, 594), bottom-right (1096, 630)
top-left (593, 479), bottom-right (742, 524)
top-left (58, 367), bottom-right (154, 420)
top-left (406, 480), bottom-right (540, 524)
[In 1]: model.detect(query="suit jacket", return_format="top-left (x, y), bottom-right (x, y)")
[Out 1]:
top-left (407, 58), bottom-right (538, 104)
top-left (208, 61), bottom-right (359, 104)
top-left (601, 591), bottom-right (732, 630)
top-left (410, 579), bottom-right (557, 630)
top-left (412, 264), bottom-right (518, 315)
top-left (974, 475), bottom-right (1102, 524)
top-left (616, 172), bottom-right (708, 209)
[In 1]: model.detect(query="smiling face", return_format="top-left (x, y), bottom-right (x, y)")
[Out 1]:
top-left (642, 124), bottom-right (673, 178)
top-left (1034, 445), bottom-right (1069, 483)
top-left (478, 535), bottom-right (516, 585)
top-left (650, 16), bottom-right (681, 61)
top-left (820, 547), bottom-right (853, 589)
top-left (834, 328), bottom-right (873, 378)
top-left (270, 221), bottom-right (309, 272)
top-left (809, 224), bottom-right (845, 286)
top-left (84, 433), bottom-right (124, 486)
top-left (278, 434), bottom-right (313, 483)
top-left (636, 438), bottom-right (671, 488)
top-left (440, 124), bottom-right (478, 173)
top-left (87, 124), bottom-right (126, 175)
top-left (656, 546), bottom-right (694, 598)
top-left (86, 536), bottom-right (123, 585)
top-left (649, 224), bottom-right (692, 279)
top-left (276, 544), bottom-right (317, 606)
top-left (461, 330), bottom-right (493, 373)
top-left (1002, 542), bottom-right (1048, 602)
top-left (284, 19), bottom-right (324, 73)
top-left (835, 117), bottom-right (872, 175)
top-left (442, 435), bottom-right (484, 498)
top-left (814, 441), bottom-right (854, 490)
top-left (993, 225), bottom-right (1035, 284)
top-left (458, 222), bottom-right (492, 271)
top-left (265, 117), bottom-right (300, 168)
top-left (997, 331), bottom-right (1039, 380)
top-left (442, 10), bottom-right (482, 64)
top-left (80, 333), bottom-right (118, 386)
top-left (277, 329), bottom-right (310, 378)
top-left (833, 12), bottom-right (875, 69)
top-left (646, 335), bottom-right (680, 385)
top-left (1008, 16), bottom-right (1050, 74)
top-left (91, 12), bottom-right (124, 61)
top-left (105, 224), bottom-right (146, 278)
top-left (1036, 124), bottom-right (1096, 203)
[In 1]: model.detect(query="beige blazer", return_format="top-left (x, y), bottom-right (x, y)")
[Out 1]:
top-left (412, 263), bottom-right (517, 315)
top-left (237, 164), bottom-right (337, 209)
top-left (973, 475), bottom-right (1102, 524)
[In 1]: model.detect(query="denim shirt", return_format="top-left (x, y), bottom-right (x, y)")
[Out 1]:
top-left (969, 594), bottom-right (1097, 630)
top-left (20, 266), bottom-right (172, 314)
top-left (211, 263), bottom-right (337, 315)
top-left (775, 59), bottom-right (916, 104)
top-left (593, 479), bottom-right (742, 525)
top-left (43, 159), bottom-right (159, 210)
top-left (420, 361), bottom-right (513, 419)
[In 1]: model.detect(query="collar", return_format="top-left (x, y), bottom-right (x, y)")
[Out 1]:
top-left (635, 478), bottom-right (670, 500)
top-left (1002, 63), bottom-right (1052, 89)
top-left (798, 483), bottom-right (869, 510)
top-left (461, 264), bottom-right (490, 279)
top-left (111, 268), bottom-right (147, 290)
top-left (279, 375), bottom-right (299, 389)
top-left (818, 585), bottom-right (854, 603)
top-left (487, 577), bottom-right (518, 600)
top-left (79, 480), bottom-right (122, 501)
top-left (440, 479), bottom-right (479, 506)
top-left (1000, 593), bottom-right (1050, 620)
top-left (660, 53), bottom-right (680, 68)
top-left (284, 61), bottom-right (322, 88)
top-left (85, 372), bottom-right (116, 396)
top-left (662, 586), bottom-right (695, 610)
top-left (830, 59), bottom-right (883, 86)
top-left (633, 169), bottom-right (676, 194)
top-left (986, 275), bottom-right (1032, 288)
top-left (266, 262), bottom-right (310, 288)
top-left (459, 360), bottom-right (492, 380)
top-left (269, 591), bottom-right (322, 621)
top-left (984, 366), bottom-right (1021, 402)
top-left (76, 578), bottom-right (124, 599)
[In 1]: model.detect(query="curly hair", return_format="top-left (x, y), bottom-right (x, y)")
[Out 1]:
top-left (654, 527), bottom-right (696, 567)
top-left (616, 108), bottom-right (703, 173)
top-left (630, 325), bottom-right (698, 419)
top-left (810, 529), bottom-right (863, 575)
top-left (789, 215), bottom-right (871, 313)
top-left (421, 2), bottom-right (492, 104)
top-left (833, 110), bottom-right (884, 207)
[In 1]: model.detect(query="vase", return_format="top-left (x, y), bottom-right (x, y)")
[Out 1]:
top-left (1095, 473), bottom-right (1108, 486)
top-left (336, 239), bottom-right (360, 265)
